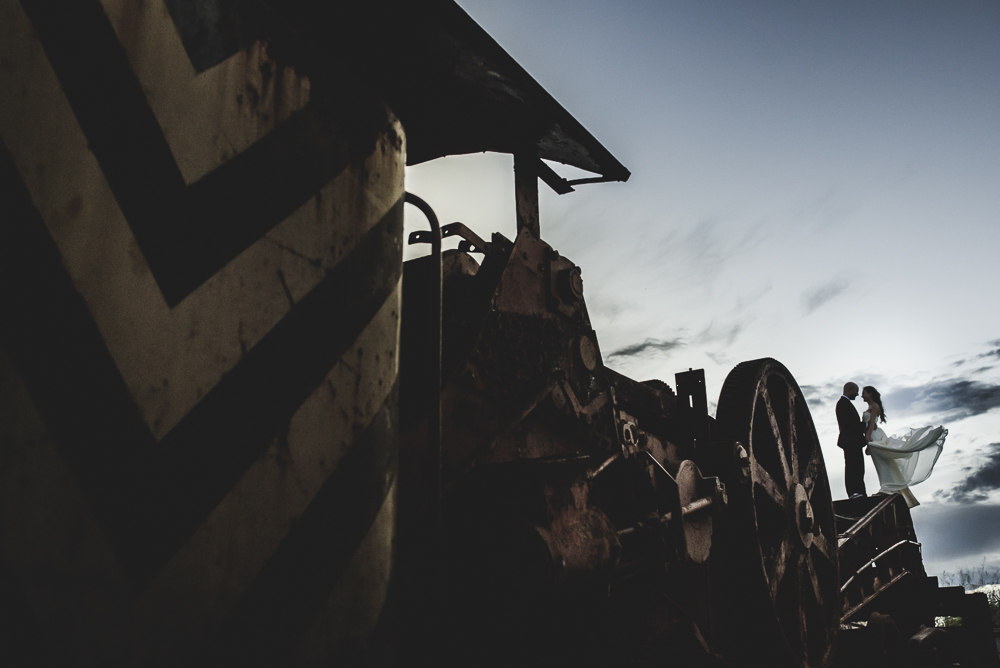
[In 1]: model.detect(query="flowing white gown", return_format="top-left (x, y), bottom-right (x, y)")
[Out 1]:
top-left (864, 410), bottom-right (947, 508)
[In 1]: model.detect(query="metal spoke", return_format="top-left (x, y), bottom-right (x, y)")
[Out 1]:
top-left (811, 529), bottom-right (833, 563)
top-left (751, 458), bottom-right (786, 507)
top-left (787, 392), bottom-right (799, 479)
top-left (803, 455), bottom-right (821, 497)
top-left (797, 552), bottom-right (808, 653)
top-left (760, 385), bottom-right (792, 480)
top-left (804, 553), bottom-right (824, 608)
top-left (769, 538), bottom-right (793, 600)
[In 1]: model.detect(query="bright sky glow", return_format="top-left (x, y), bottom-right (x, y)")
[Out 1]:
top-left (404, 0), bottom-right (1000, 575)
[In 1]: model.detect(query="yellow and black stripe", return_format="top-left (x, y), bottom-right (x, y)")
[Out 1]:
top-left (1, 0), bottom-right (403, 664)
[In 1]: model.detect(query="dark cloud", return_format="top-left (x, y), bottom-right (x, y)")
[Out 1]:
top-left (954, 339), bottom-right (1000, 365)
top-left (607, 317), bottom-right (747, 362)
top-left (800, 383), bottom-right (837, 409)
top-left (800, 374), bottom-right (892, 408)
top-left (883, 379), bottom-right (1000, 421)
top-left (912, 502), bottom-right (1000, 563)
top-left (607, 337), bottom-right (685, 359)
top-left (938, 443), bottom-right (1000, 504)
top-left (801, 278), bottom-right (850, 314)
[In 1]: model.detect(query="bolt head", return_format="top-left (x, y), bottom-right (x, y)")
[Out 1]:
top-left (557, 267), bottom-right (585, 301)
top-left (578, 335), bottom-right (598, 371)
top-left (791, 483), bottom-right (815, 548)
top-left (735, 444), bottom-right (750, 483)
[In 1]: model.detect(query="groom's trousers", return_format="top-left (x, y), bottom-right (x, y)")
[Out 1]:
top-left (844, 445), bottom-right (867, 497)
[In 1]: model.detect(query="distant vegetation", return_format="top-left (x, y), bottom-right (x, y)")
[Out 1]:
top-left (939, 561), bottom-right (1000, 626)
top-left (939, 560), bottom-right (1000, 590)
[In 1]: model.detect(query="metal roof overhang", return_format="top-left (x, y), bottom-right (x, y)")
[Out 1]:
top-left (386, 1), bottom-right (631, 184)
top-left (269, 0), bottom-right (630, 186)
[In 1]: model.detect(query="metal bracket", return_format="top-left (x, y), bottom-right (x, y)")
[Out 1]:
top-left (408, 229), bottom-right (436, 245)
top-left (441, 222), bottom-right (491, 254)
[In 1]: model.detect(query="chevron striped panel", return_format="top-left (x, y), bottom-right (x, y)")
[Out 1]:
top-left (0, 0), bottom-right (403, 664)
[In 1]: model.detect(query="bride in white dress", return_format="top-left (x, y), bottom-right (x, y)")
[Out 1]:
top-left (862, 385), bottom-right (947, 508)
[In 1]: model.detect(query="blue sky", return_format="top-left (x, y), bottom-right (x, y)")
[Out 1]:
top-left (404, 0), bottom-right (1000, 575)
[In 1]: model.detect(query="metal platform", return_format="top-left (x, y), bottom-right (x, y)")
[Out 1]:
top-left (833, 493), bottom-right (999, 667)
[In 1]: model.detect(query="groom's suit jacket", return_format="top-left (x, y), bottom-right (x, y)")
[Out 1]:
top-left (836, 396), bottom-right (865, 449)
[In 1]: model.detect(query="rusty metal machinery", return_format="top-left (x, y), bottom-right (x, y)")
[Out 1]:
top-left (837, 494), bottom-right (927, 628)
top-left (7, 0), bottom-right (994, 664)
top-left (714, 359), bottom-right (841, 668)
top-left (834, 495), bottom-right (1000, 668)
top-left (397, 224), bottom-right (842, 667)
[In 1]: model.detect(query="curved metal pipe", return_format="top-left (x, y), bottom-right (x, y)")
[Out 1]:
top-left (403, 191), bottom-right (442, 515)
top-left (403, 192), bottom-right (443, 654)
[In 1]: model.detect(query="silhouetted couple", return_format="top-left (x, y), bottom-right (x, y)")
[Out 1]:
top-left (836, 382), bottom-right (947, 507)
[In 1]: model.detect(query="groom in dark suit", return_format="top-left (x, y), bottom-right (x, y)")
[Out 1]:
top-left (837, 382), bottom-right (867, 498)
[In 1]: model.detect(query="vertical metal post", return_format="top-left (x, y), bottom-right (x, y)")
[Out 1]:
top-left (514, 152), bottom-right (540, 238)
top-left (676, 368), bottom-right (709, 451)
top-left (402, 191), bottom-right (442, 657)
top-left (403, 192), bottom-right (442, 522)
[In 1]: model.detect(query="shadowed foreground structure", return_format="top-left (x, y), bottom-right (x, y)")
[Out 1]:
top-left (1, 1), bottom-right (997, 666)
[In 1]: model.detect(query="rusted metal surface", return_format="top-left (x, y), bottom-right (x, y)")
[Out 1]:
top-left (396, 201), bottom-right (878, 665)
top-left (397, 215), bottom-right (748, 663)
top-left (514, 152), bottom-right (541, 238)
top-left (394, 197), bottom-right (1000, 667)
top-left (714, 358), bottom-right (840, 668)
top-left (395, 201), bottom-right (1000, 667)
top-left (441, 222), bottom-right (491, 254)
top-left (677, 460), bottom-right (725, 564)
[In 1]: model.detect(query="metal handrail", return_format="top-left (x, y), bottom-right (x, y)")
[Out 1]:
top-left (840, 539), bottom-right (922, 593)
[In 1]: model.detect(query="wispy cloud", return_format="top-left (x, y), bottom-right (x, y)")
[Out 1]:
top-left (610, 318), bottom-right (749, 361)
top-left (607, 337), bottom-right (685, 359)
top-left (950, 339), bottom-right (1000, 367)
top-left (789, 184), bottom-right (857, 230)
top-left (884, 379), bottom-right (1000, 421)
top-left (801, 278), bottom-right (850, 314)
top-left (735, 282), bottom-right (773, 313)
top-left (646, 216), bottom-right (771, 293)
top-left (696, 321), bottom-right (745, 347)
top-left (977, 340), bottom-right (1000, 360)
top-left (705, 351), bottom-right (728, 366)
top-left (938, 443), bottom-right (1000, 504)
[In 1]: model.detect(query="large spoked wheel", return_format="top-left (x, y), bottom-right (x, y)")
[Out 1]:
top-left (715, 358), bottom-right (839, 668)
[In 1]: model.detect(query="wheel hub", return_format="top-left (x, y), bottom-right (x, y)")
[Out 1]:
top-left (792, 483), bottom-right (815, 548)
